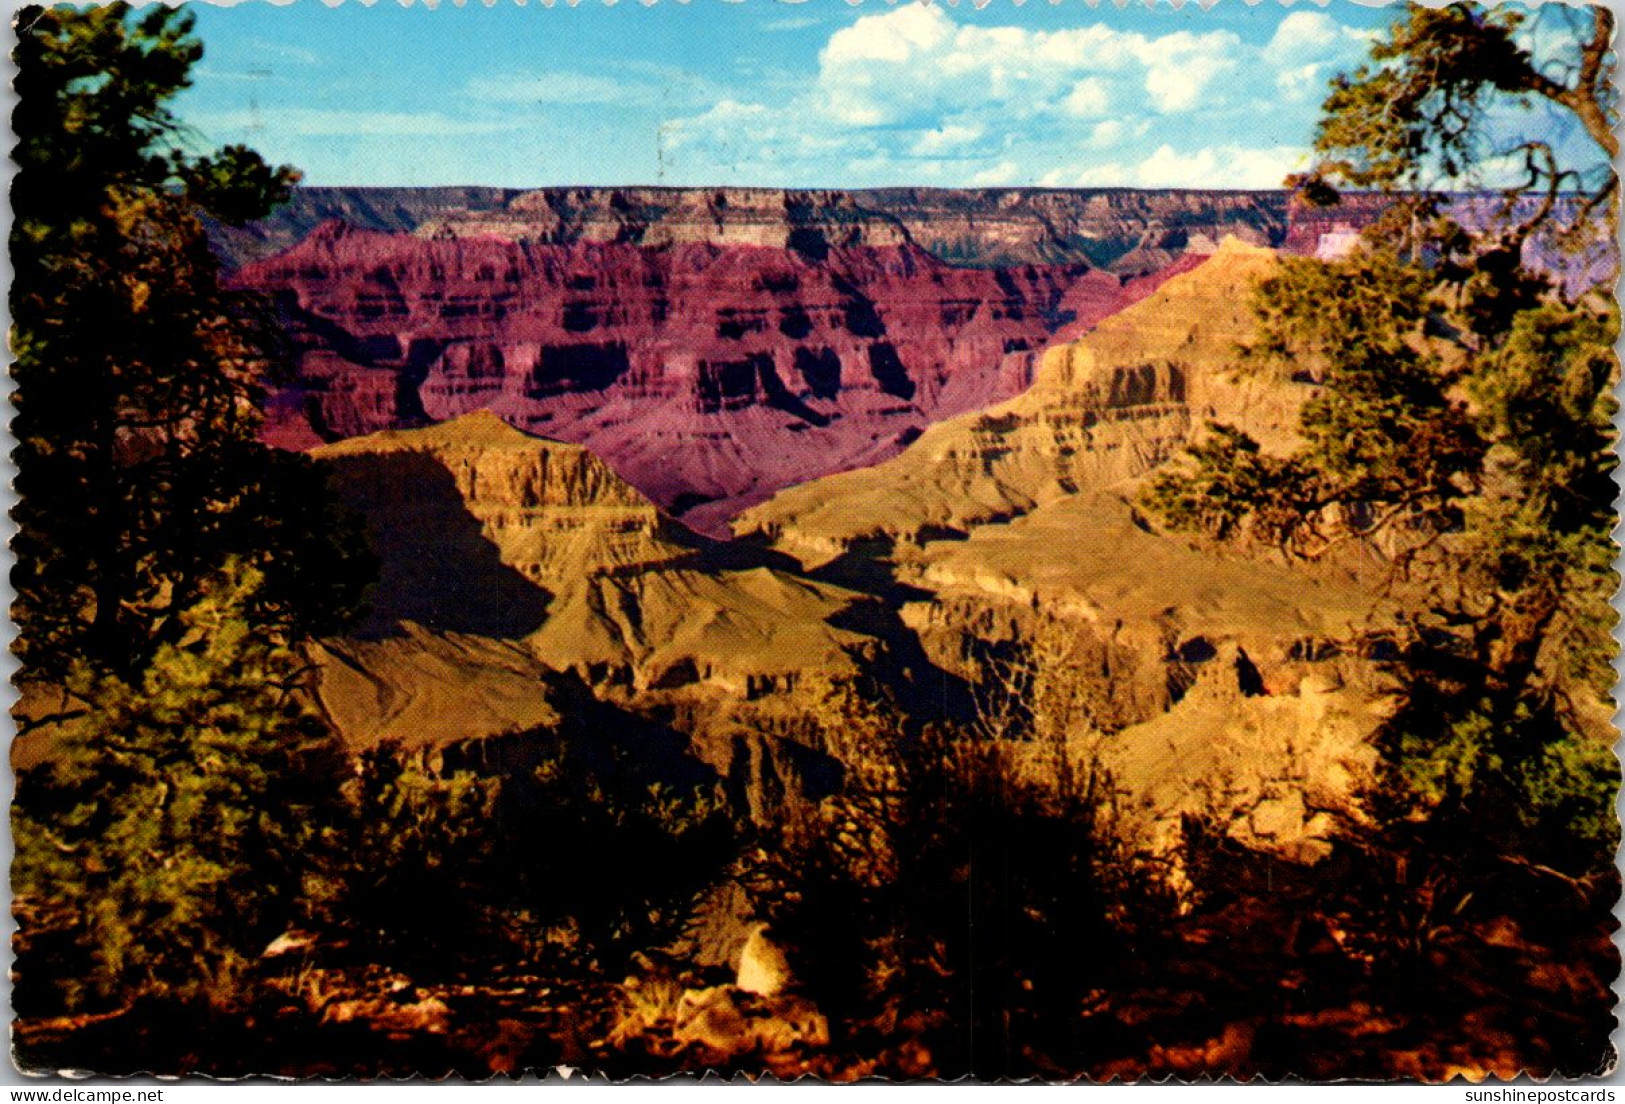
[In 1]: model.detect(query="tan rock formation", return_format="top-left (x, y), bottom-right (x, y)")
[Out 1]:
top-left (735, 923), bottom-right (794, 997)
top-left (307, 625), bottom-right (565, 751)
top-left (739, 240), bottom-right (1397, 859)
top-left (735, 237), bottom-right (1303, 564)
top-left (314, 410), bottom-right (675, 596)
top-left (309, 413), bottom-right (886, 770)
top-left (902, 491), bottom-right (1394, 860)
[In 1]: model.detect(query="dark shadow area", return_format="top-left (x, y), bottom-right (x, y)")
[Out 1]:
top-left (778, 305), bottom-right (814, 339)
top-left (756, 355), bottom-right (831, 427)
top-left (320, 450), bottom-right (552, 638)
top-left (696, 355), bottom-right (764, 411)
top-left (725, 731), bottom-right (846, 824)
top-left (654, 524), bottom-right (974, 731)
top-left (275, 292), bottom-right (400, 371)
top-left (786, 226), bottom-right (830, 263)
top-left (834, 277), bottom-right (887, 338)
top-left (526, 342), bottom-right (629, 396)
top-left (800, 535), bottom-right (933, 607)
top-left (716, 308), bottom-right (768, 339)
top-left (793, 345), bottom-right (841, 399)
top-left (666, 491), bottom-right (719, 518)
top-left (867, 343), bottom-right (915, 399)
top-left (561, 300), bottom-right (600, 333)
top-left (445, 672), bottom-right (717, 794)
top-left (396, 337), bottom-right (449, 422)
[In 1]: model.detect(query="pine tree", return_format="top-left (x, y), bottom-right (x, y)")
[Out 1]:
top-left (14, 563), bottom-right (345, 1011)
top-left (1141, 2), bottom-right (1618, 881)
top-left (11, 3), bottom-right (371, 687)
top-left (10, 5), bottom-right (373, 1015)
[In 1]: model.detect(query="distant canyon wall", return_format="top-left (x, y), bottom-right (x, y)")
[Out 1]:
top-left (212, 184), bottom-right (1387, 272)
top-left (226, 186), bottom-right (1389, 532)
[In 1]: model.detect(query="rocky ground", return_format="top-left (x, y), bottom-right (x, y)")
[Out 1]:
top-left (15, 878), bottom-right (1614, 1081)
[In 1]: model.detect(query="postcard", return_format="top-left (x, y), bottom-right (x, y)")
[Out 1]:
top-left (9, 0), bottom-right (1619, 1082)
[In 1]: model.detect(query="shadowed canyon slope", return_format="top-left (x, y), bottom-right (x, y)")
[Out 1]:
top-left (306, 410), bottom-right (923, 817)
top-left (312, 411), bottom-right (881, 697)
top-left (740, 239), bottom-right (1398, 854)
top-left (230, 187), bottom-right (1381, 533)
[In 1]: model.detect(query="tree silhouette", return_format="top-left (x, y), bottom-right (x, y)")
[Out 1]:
top-left (10, 4), bottom-right (373, 1016)
top-left (11, 3), bottom-right (372, 688)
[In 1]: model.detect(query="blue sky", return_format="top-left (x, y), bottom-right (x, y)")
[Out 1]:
top-left (172, 0), bottom-right (1593, 190)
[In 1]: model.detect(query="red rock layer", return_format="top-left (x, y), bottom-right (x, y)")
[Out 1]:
top-left (236, 221), bottom-right (1191, 533)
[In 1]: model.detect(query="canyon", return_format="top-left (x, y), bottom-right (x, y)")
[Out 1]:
top-left (274, 235), bottom-right (1401, 859)
top-left (230, 186), bottom-right (1382, 533)
top-left (201, 182), bottom-right (1597, 903)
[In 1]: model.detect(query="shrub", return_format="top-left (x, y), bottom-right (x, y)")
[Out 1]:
top-left (13, 562), bottom-right (344, 1013)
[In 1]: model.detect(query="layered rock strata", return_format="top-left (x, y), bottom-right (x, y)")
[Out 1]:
top-left (735, 237), bottom-right (1300, 559)
top-left (307, 412), bottom-right (893, 816)
top-left (239, 224), bottom-right (1188, 532)
top-left (214, 185), bottom-right (1392, 271)
top-left (739, 240), bottom-right (1395, 860)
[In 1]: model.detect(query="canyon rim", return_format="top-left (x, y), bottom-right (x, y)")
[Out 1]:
top-left (8, 0), bottom-right (1621, 1084)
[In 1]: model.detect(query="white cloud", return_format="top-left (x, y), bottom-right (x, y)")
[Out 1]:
top-left (823, 5), bottom-right (952, 66)
top-left (1276, 61), bottom-right (1331, 101)
top-left (664, 99), bottom-right (775, 150)
top-left (663, 6), bottom-right (1365, 188)
top-left (971, 160), bottom-right (1020, 186)
top-left (1044, 143), bottom-right (1307, 190)
top-left (1264, 11), bottom-right (1374, 98)
top-left (1063, 77), bottom-right (1110, 118)
top-left (1136, 30), bottom-right (1240, 113)
top-left (911, 123), bottom-right (985, 155)
top-left (1133, 143), bottom-right (1308, 189)
top-left (1054, 161), bottom-right (1133, 188)
top-left (1085, 118), bottom-right (1149, 150)
top-left (1264, 11), bottom-right (1342, 62)
top-left (807, 7), bottom-right (1241, 128)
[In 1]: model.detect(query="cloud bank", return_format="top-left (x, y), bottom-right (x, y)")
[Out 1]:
top-left (665, 5), bottom-right (1370, 188)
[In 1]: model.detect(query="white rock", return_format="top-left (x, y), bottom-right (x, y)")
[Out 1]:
top-left (735, 922), bottom-right (792, 997)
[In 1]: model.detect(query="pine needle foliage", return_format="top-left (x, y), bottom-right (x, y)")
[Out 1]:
top-left (11, 3), bottom-right (372, 684)
top-left (14, 563), bottom-right (344, 1012)
top-left (10, 5), bottom-right (374, 1016)
top-left (1141, 2), bottom-right (1618, 888)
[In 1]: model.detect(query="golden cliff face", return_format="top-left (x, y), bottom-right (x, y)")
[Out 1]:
top-left (310, 411), bottom-right (880, 721)
top-left (314, 409), bottom-right (670, 587)
top-left (898, 490), bottom-right (1394, 864)
top-left (736, 239), bottom-right (1393, 860)
top-left (734, 238), bottom-right (1302, 562)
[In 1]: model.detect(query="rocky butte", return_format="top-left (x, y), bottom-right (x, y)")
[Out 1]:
top-left (228, 186), bottom-right (1386, 534)
top-left (256, 235), bottom-right (1417, 863)
top-left (304, 410), bottom-right (928, 821)
top-left (737, 238), bottom-right (1405, 859)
